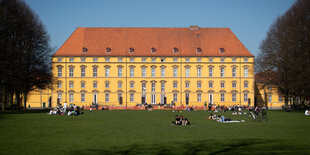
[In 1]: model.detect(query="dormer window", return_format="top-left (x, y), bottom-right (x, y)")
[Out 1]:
top-left (106, 47), bottom-right (111, 53)
top-left (173, 47), bottom-right (179, 53)
top-left (129, 47), bottom-right (134, 53)
top-left (82, 47), bottom-right (88, 53)
top-left (196, 48), bottom-right (202, 53)
top-left (219, 48), bottom-right (225, 54)
top-left (151, 47), bottom-right (156, 53)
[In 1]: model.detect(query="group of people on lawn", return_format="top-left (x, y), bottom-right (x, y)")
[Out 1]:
top-left (49, 103), bottom-right (83, 116)
top-left (172, 115), bottom-right (191, 125)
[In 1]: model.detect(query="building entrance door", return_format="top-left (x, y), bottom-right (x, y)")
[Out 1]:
top-left (209, 94), bottom-right (213, 105)
top-left (93, 94), bottom-right (97, 104)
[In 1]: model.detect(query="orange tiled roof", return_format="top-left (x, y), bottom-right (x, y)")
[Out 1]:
top-left (53, 26), bottom-right (253, 57)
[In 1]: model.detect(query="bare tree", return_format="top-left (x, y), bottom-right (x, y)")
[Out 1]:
top-left (257, 0), bottom-right (310, 109)
top-left (0, 0), bottom-right (52, 109)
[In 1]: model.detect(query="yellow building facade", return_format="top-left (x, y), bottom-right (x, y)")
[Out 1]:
top-left (27, 26), bottom-right (255, 108)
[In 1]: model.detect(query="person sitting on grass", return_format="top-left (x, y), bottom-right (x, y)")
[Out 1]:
top-left (305, 110), bottom-right (310, 116)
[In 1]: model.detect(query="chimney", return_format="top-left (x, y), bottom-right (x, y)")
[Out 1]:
top-left (189, 25), bottom-right (199, 30)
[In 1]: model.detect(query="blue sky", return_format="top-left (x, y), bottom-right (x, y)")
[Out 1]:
top-left (25, 0), bottom-right (295, 56)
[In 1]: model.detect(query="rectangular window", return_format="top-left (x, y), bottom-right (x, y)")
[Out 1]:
top-left (58, 58), bottom-right (62, 62)
top-left (69, 68), bottom-right (73, 77)
top-left (151, 94), bottom-right (156, 104)
top-left (81, 68), bottom-right (85, 77)
top-left (173, 82), bottom-right (177, 88)
top-left (93, 82), bottom-right (97, 88)
top-left (152, 58), bottom-right (156, 62)
top-left (197, 82), bottom-right (201, 88)
top-left (93, 68), bottom-right (97, 77)
top-left (220, 82), bottom-right (225, 88)
top-left (221, 93), bottom-right (225, 102)
top-left (185, 82), bottom-right (190, 88)
top-left (142, 58), bottom-right (146, 62)
top-left (105, 94), bottom-right (109, 102)
top-left (232, 67), bottom-right (236, 77)
top-left (268, 95), bottom-right (272, 103)
top-left (58, 67), bottom-right (62, 77)
top-left (57, 82), bottom-right (62, 88)
top-left (130, 68), bottom-right (134, 77)
top-left (130, 94), bottom-right (134, 102)
top-left (244, 82), bottom-right (248, 88)
top-left (130, 58), bottom-right (134, 62)
top-left (232, 58), bottom-right (237, 62)
top-left (161, 68), bottom-right (165, 77)
top-left (105, 68), bottom-right (110, 77)
top-left (57, 93), bottom-right (62, 102)
top-left (209, 82), bottom-right (213, 88)
top-left (232, 94), bottom-right (236, 102)
top-left (118, 82), bottom-right (122, 88)
top-left (105, 82), bottom-right (109, 88)
top-left (244, 58), bottom-right (248, 62)
top-left (142, 83), bottom-right (146, 92)
top-left (81, 58), bottom-right (85, 62)
top-left (118, 58), bottom-right (123, 62)
top-left (81, 82), bottom-right (85, 88)
top-left (244, 68), bottom-right (248, 77)
top-left (173, 68), bottom-right (178, 77)
top-left (69, 94), bottom-right (74, 103)
top-left (69, 82), bottom-right (74, 88)
top-left (197, 93), bottom-right (201, 102)
top-left (130, 83), bottom-right (134, 88)
top-left (209, 58), bottom-right (213, 62)
top-left (173, 58), bottom-right (178, 62)
top-left (244, 94), bottom-right (248, 102)
top-left (161, 83), bottom-right (165, 92)
top-left (209, 68), bottom-right (213, 77)
top-left (118, 68), bottom-right (122, 77)
top-left (81, 94), bottom-right (85, 102)
top-left (142, 68), bottom-right (146, 77)
top-left (173, 94), bottom-right (178, 102)
top-left (220, 68), bottom-right (225, 77)
top-left (197, 58), bottom-right (201, 62)
top-left (221, 58), bottom-right (225, 62)
top-left (105, 58), bottom-right (110, 62)
top-left (197, 68), bottom-right (201, 78)
top-left (151, 68), bottom-right (156, 77)
top-left (186, 58), bottom-right (190, 62)
top-left (69, 58), bottom-right (74, 62)
top-left (151, 83), bottom-right (155, 92)
top-left (278, 95), bottom-right (283, 103)
top-left (185, 68), bottom-right (190, 77)
top-left (232, 82), bottom-right (236, 88)
top-left (93, 58), bottom-right (98, 62)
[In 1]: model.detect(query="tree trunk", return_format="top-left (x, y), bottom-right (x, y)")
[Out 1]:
top-left (23, 92), bottom-right (27, 109)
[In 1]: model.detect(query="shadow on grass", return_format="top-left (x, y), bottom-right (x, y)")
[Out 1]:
top-left (70, 139), bottom-right (308, 155)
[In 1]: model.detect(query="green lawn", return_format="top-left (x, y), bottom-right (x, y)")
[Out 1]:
top-left (0, 110), bottom-right (309, 155)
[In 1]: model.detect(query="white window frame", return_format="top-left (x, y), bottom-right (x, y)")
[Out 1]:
top-left (130, 68), bottom-right (134, 77)
top-left (105, 93), bottom-right (109, 102)
top-left (244, 94), bottom-right (248, 102)
top-left (69, 67), bottom-right (74, 77)
top-left (161, 83), bottom-right (165, 92)
top-left (209, 82), bottom-right (213, 88)
top-left (69, 93), bottom-right (74, 103)
top-left (118, 68), bottom-right (122, 77)
top-left (232, 94), bottom-right (236, 102)
top-left (81, 82), bottom-right (85, 88)
top-left (185, 67), bottom-right (190, 77)
top-left (173, 68), bottom-right (178, 77)
top-left (93, 67), bottom-right (97, 77)
top-left (232, 67), bottom-right (236, 77)
top-left (151, 83), bottom-right (155, 92)
top-left (151, 68), bottom-right (156, 77)
top-left (197, 82), bottom-right (201, 88)
top-left (220, 82), bottom-right (225, 88)
top-left (161, 68), bottom-right (165, 77)
top-left (142, 68), bottom-right (146, 77)
top-left (118, 82), bottom-right (122, 88)
top-left (81, 67), bottom-right (85, 77)
top-left (93, 82), bottom-right (97, 88)
top-left (173, 82), bottom-right (177, 88)
top-left (244, 68), bottom-right (248, 77)
top-left (209, 68), bottom-right (213, 77)
top-left (69, 82), bottom-right (74, 88)
top-left (220, 67), bottom-right (225, 77)
top-left (81, 94), bottom-right (85, 102)
top-left (58, 67), bottom-right (62, 77)
top-left (130, 94), bottom-right (134, 102)
top-left (173, 94), bottom-right (178, 102)
top-left (221, 93), bottom-right (225, 102)
top-left (105, 68), bottom-right (110, 77)
top-left (197, 93), bottom-right (201, 102)
top-left (185, 82), bottom-right (190, 88)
